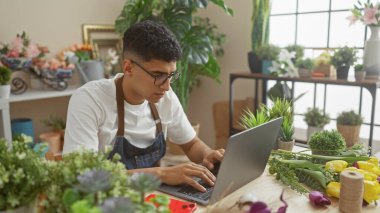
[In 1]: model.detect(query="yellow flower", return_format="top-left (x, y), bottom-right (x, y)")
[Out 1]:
top-left (344, 167), bottom-right (377, 181)
top-left (368, 156), bottom-right (379, 166)
top-left (326, 182), bottom-right (340, 198)
top-left (325, 160), bottom-right (348, 172)
top-left (363, 180), bottom-right (380, 204)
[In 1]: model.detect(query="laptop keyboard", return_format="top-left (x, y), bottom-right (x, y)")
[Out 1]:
top-left (176, 163), bottom-right (220, 201)
top-left (177, 178), bottom-right (214, 201)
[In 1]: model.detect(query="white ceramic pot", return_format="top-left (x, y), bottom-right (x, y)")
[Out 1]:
top-left (363, 26), bottom-right (380, 80)
top-left (354, 71), bottom-right (366, 82)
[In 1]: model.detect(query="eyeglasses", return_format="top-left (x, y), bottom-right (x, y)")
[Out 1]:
top-left (131, 60), bottom-right (180, 86)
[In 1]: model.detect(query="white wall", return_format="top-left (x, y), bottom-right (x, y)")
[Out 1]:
top-left (0, 0), bottom-right (254, 147)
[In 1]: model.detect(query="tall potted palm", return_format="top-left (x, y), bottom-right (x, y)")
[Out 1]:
top-left (115, 0), bottom-right (233, 112)
top-left (248, 0), bottom-right (271, 73)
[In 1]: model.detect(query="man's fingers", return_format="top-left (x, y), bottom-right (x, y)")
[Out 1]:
top-left (184, 176), bottom-right (206, 192)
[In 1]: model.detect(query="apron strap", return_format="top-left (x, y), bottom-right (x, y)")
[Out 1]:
top-left (115, 77), bottom-right (125, 137)
top-left (115, 76), bottom-right (163, 137)
top-left (149, 102), bottom-right (163, 135)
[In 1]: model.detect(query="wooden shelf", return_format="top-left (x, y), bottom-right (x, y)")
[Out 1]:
top-left (9, 86), bottom-right (78, 103)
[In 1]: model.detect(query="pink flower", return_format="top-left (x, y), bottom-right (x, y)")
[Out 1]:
top-left (363, 6), bottom-right (379, 25)
top-left (11, 37), bottom-right (23, 53)
top-left (309, 191), bottom-right (331, 207)
top-left (346, 15), bottom-right (358, 26)
top-left (25, 43), bottom-right (40, 58)
top-left (7, 50), bottom-right (19, 58)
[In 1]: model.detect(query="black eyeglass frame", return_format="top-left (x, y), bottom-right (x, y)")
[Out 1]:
top-left (131, 59), bottom-right (180, 86)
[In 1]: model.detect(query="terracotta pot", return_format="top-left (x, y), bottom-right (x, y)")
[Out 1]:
top-left (167, 122), bottom-right (200, 155)
top-left (39, 132), bottom-right (62, 154)
top-left (337, 124), bottom-right (361, 147)
top-left (277, 138), bottom-right (294, 151)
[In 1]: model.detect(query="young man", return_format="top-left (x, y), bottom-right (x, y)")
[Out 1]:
top-left (63, 20), bottom-right (224, 192)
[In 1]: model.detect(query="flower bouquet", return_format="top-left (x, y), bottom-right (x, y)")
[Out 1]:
top-left (347, 1), bottom-right (380, 26)
top-left (0, 31), bottom-right (48, 70)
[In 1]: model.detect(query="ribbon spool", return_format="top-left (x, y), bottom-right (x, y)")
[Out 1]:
top-left (339, 170), bottom-right (364, 213)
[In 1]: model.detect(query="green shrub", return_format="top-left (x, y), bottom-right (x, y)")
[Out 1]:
top-left (354, 64), bottom-right (364, 72)
top-left (296, 58), bottom-right (314, 70)
top-left (309, 130), bottom-right (346, 156)
top-left (303, 108), bottom-right (330, 128)
top-left (0, 66), bottom-right (12, 85)
top-left (256, 44), bottom-right (281, 60)
top-left (331, 46), bottom-right (358, 69)
top-left (337, 110), bottom-right (363, 126)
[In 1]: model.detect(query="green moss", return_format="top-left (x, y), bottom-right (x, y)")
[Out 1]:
top-left (309, 130), bottom-right (346, 156)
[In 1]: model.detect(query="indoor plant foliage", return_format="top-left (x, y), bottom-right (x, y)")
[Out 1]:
top-left (354, 63), bottom-right (366, 81)
top-left (331, 46), bottom-right (358, 79)
top-left (308, 130), bottom-right (346, 156)
top-left (337, 110), bottom-right (363, 126)
top-left (296, 58), bottom-right (314, 78)
top-left (0, 139), bottom-right (49, 211)
top-left (285, 44), bottom-right (304, 63)
top-left (303, 108), bottom-right (330, 128)
top-left (115, 0), bottom-right (233, 111)
top-left (0, 65), bottom-right (12, 98)
top-left (255, 44), bottom-right (280, 74)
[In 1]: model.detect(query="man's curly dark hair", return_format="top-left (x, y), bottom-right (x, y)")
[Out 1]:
top-left (123, 20), bottom-right (182, 62)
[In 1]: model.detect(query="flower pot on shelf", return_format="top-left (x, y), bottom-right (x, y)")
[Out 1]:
top-left (0, 57), bottom-right (33, 70)
top-left (355, 71), bottom-right (366, 82)
top-left (39, 132), bottom-right (62, 154)
top-left (337, 124), bottom-right (361, 147)
top-left (0, 84), bottom-right (11, 98)
top-left (277, 138), bottom-right (294, 151)
top-left (298, 68), bottom-right (312, 78)
top-left (336, 66), bottom-right (350, 80)
top-left (248, 52), bottom-right (262, 73)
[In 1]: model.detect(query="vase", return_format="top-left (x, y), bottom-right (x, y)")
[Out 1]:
top-left (78, 60), bottom-right (104, 84)
top-left (336, 66), bottom-right (350, 80)
top-left (363, 26), bottom-right (380, 80)
top-left (248, 51), bottom-right (262, 73)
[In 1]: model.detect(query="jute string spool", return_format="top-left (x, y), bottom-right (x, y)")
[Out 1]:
top-left (339, 170), bottom-right (364, 213)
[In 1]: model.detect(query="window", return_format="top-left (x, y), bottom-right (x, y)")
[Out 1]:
top-left (269, 0), bottom-right (380, 142)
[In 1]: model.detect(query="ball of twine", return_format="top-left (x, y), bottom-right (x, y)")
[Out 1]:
top-left (339, 170), bottom-right (364, 213)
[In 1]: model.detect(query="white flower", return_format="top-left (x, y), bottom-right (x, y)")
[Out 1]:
top-left (107, 48), bottom-right (119, 65)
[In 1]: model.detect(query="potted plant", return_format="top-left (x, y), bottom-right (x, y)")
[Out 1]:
top-left (331, 46), bottom-right (358, 80)
top-left (285, 44), bottom-right (305, 63)
top-left (0, 139), bottom-right (49, 212)
top-left (303, 107), bottom-right (330, 141)
top-left (41, 115), bottom-right (66, 154)
top-left (0, 65), bottom-right (12, 98)
top-left (296, 58), bottom-right (314, 78)
top-left (336, 110), bottom-right (363, 147)
top-left (277, 117), bottom-right (295, 151)
top-left (313, 51), bottom-right (336, 77)
top-left (354, 64), bottom-right (366, 82)
top-left (308, 130), bottom-right (346, 156)
top-left (256, 44), bottom-right (280, 74)
top-left (240, 109), bottom-right (270, 129)
top-left (248, 0), bottom-right (271, 73)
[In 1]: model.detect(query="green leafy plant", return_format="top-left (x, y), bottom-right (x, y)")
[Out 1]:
top-left (251, 0), bottom-right (271, 52)
top-left (280, 117), bottom-right (294, 141)
top-left (303, 108), bottom-right (330, 128)
top-left (354, 64), bottom-right (364, 72)
top-left (308, 130), bottom-right (346, 156)
top-left (285, 44), bottom-right (305, 62)
top-left (255, 44), bottom-right (281, 60)
top-left (114, 0), bottom-right (233, 112)
top-left (296, 58), bottom-right (314, 70)
top-left (337, 110), bottom-right (363, 126)
top-left (0, 139), bottom-right (49, 211)
top-left (42, 115), bottom-right (66, 131)
top-left (331, 46), bottom-right (358, 69)
top-left (314, 51), bottom-right (332, 67)
top-left (0, 66), bottom-right (12, 85)
top-left (240, 109), bottom-right (270, 129)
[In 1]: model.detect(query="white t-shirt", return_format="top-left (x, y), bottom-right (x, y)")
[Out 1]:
top-left (62, 75), bottom-right (196, 154)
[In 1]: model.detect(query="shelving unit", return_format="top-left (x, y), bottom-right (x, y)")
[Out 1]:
top-left (0, 86), bottom-right (78, 147)
top-left (229, 72), bottom-right (380, 154)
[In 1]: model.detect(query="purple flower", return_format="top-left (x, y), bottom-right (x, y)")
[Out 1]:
top-left (377, 176), bottom-right (380, 184)
top-left (277, 190), bottom-right (288, 213)
top-left (309, 191), bottom-right (331, 207)
top-left (248, 202), bottom-right (271, 213)
top-left (353, 161), bottom-right (359, 169)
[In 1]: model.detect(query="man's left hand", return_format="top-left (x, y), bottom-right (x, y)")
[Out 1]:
top-left (202, 148), bottom-right (225, 170)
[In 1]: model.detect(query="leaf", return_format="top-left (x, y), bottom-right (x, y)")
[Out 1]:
top-left (182, 26), bottom-right (213, 64)
top-left (210, 0), bottom-right (234, 16)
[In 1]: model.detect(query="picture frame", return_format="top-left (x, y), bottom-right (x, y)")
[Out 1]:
top-left (82, 24), bottom-right (123, 74)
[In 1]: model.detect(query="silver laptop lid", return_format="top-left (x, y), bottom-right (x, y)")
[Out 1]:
top-left (209, 117), bottom-right (282, 204)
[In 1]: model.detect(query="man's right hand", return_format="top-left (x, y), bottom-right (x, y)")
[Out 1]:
top-left (158, 162), bottom-right (216, 192)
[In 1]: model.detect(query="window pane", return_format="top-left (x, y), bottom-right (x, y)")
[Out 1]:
top-left (329, 11), bottom-right (365, 47)
top-left (331, 0), bottom-right (357, 10)
top-left (269, 15), bottom-right (296, 47)
top-left (297, 13), bottom-right (329, 47)
top-left (271, 0), bottom-right (296, 14)
top-left (298, 0), bottom-right (329, 12)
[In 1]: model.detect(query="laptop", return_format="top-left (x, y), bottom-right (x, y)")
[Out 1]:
top-left (158, 117), bottom-right (283, 205)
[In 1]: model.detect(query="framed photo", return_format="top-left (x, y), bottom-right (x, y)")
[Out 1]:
top-left (82, 24), bottom-right (123, 74)
top-left (91, 38), bottom-right (123, 73)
